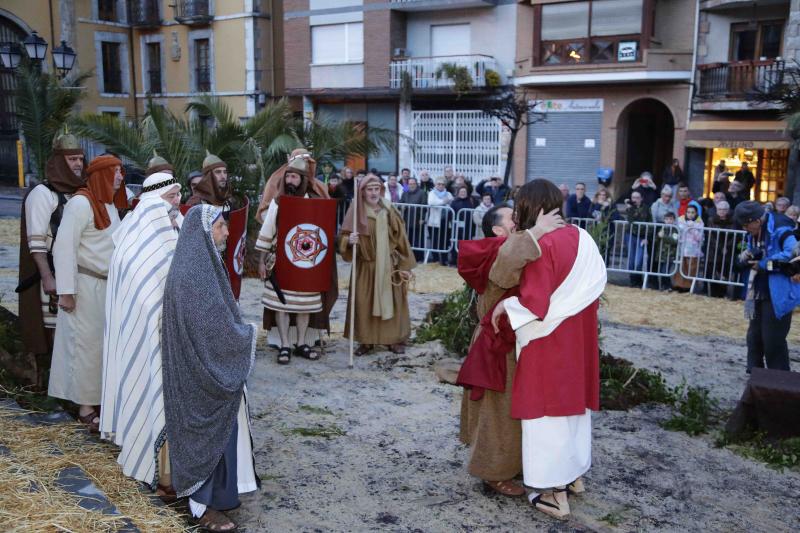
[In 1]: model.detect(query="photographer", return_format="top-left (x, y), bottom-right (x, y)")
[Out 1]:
top-left (734, 201), bottom-right (800, 372)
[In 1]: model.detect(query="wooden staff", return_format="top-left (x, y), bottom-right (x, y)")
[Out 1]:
top-left (348, 196), bottom-right (358, 369)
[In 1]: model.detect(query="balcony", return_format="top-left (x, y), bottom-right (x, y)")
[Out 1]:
top-left (173, 0), bottom-right (213, 26)
top-left (695, 60), bottom-right (785, 108)
top-left (390, 0), bottom-right (497, 10)
top-left (130, 0), bottom-right (161, 28)
top-left (390, 54), bottom-right (498, 90)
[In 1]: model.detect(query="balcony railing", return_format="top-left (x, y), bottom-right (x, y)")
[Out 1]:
top-left (390, 0), bottom-right (497, 10)
top-left (174, 0), bottom-right (213, 25)
top-left (696, 60), bottom-right (785, 100)
top-left (130, 0), bottom-right (161, 28)
top-left (390, 54), bottom-right (497, 90)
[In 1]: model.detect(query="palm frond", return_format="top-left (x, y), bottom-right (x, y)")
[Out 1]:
top-left (69, 113), bottom-right (151, 167)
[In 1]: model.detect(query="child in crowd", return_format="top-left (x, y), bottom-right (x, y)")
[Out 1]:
top-left (655, 212), bottom-right (680, 291)
top-left (672, 201), bottom-right (705, 292)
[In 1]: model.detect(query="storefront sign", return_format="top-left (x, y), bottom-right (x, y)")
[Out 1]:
top-left (717, 140), bottom-right (756, 149)
top-left (618, 41), bottom-right (638, 62)
top-left (531, 99), bottom-right (604, 113)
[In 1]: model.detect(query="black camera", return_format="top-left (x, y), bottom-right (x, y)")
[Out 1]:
top-left (750, 248), bottom-right (765, 261)
top-left (766, 260), bottom-right (800, 276)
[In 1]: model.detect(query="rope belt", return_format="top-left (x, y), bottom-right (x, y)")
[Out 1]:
top-left (78, 265), bottom-right (108, 280)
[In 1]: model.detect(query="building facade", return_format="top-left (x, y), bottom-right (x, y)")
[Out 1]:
top-left (283, 0), bottom-right (515, 180)
top-left (0, 0), bottom-right (284, 181)
top-left (512, 0), bottom-right (697, 197)
top-left (688, 0), bottom-right (796, 203)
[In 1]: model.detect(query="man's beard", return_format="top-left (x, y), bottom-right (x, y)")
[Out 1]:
top-left (215, 240), bottom-right (227, 252)
top-left (285, 183), bottom-right (300, 195)
top-left (167, 206), bottom-right (179, 220)
top-left (71, 167), bottom-right (83, 177)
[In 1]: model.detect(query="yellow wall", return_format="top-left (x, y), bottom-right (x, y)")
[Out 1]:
top-left (3, 0), bottom-right (278, 122)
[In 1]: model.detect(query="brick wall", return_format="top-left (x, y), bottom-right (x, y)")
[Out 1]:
top-left (283, 0), bottom-right (310, 89)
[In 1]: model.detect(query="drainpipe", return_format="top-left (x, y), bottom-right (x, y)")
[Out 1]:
top-left (48, 0), bottom-right (55, 54)
top-left (686, 0), bottom-right (699, 143)
top-left (128, 23), bottom-right (139, 121)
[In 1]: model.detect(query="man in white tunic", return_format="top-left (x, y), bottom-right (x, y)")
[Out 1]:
top-left (255, 149), bottom-right (332, 364)
top-left (100, 172), bottom-right (182, 500)
top-left (16, 134), bottom-right (85, 387)
top-left (50, 154), bottom-right (127, 433)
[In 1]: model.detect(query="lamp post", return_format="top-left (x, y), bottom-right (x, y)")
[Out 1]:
top-left (0, 31), bottom-right (76, 77)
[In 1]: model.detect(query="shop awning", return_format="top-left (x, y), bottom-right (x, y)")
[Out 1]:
top-left (685, 120), bottom-right (791, 149)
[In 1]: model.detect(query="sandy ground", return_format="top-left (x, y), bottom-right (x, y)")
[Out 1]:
top-left (1, 217), bottom-right (799, 531)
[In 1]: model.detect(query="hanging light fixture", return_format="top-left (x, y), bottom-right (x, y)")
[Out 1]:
top-left (52, 40), bottom-right (77, 73)
top-left (23, 31), bottom-right (48, 61)
top-left (0, 42), bottom-right (23, 69)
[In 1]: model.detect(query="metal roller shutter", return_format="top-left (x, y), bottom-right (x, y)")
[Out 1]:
top-left (526, 111), bottom-right (602, 195)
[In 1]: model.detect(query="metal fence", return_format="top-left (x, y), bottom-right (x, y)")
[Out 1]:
top-left (332, 205), bottom-right (750, 293)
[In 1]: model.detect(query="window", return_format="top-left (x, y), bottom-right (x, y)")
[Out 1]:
top-left (195, 38), bottom-right (211, 92)
top-left (102, 110), bottom-right (121, 118)
top-left (311, 23), bottom-right (363, 64)
top-left (730, 21), bottom-right (784, 61)
top-left (146, 42), bottom-right (162, 94)
top-left (538, 0), bottom-right (645, 65)
top-left (98, 0), bottom-right (118, 22)
top-left (101, 41), bottom-right (122, 93)
top-left (431, 24), bottom-right (471, 56)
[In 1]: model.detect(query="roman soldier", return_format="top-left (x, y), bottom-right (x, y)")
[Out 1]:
top-left (145, 151), bottom-right (174, 177)
top-left (15, 133), bottom-right (86, 387)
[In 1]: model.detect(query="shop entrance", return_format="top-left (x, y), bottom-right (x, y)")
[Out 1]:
top-left (702, 147), bottom-right (789, 202)
top-left (617, 98), bottom-right (675, 186)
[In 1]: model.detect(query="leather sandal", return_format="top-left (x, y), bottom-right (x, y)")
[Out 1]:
top-left (295, 344), bottom-right (320, 361)
top-left (389, 343), bottom-right (406, 354)
top-left (277, 347), bottom-right (291, 365)
top-left (156, 483), bottom-right (177, 504)
top-left (355, 344), bottom-right (374, 356)
top-left (194, 508), bottom-right (238, 532)
top-left (77, 409), bottom-right (100, 434)
top-left (568, 477), bottom-right (585, 495)
top-left (530, 487), bottom-right (570, 520)
top-left (483, 479), bottom-right (525, 497)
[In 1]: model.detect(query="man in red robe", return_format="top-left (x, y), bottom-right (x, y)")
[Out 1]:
top-left (493, 179), bottom-right (606, 520)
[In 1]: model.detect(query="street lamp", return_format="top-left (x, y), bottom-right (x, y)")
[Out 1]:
top-left (0, 31), bottom-right (76, 76)
top-left (23, 31), bottom-right (48, 62)
top-left (52, 41), bottom-right (77, 74)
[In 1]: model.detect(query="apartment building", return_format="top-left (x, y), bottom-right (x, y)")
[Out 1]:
top-left (0, 0), bottom-right (283, 180)
top-left (283, 0), bottom-right (516, 179)
top-left (512, 0), bottom-right (697, 196)
top-left (688, 0), bottom-right (797, 203)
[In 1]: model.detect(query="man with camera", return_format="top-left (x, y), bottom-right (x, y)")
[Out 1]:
top-left (734, 201), bottom-right (800, 372)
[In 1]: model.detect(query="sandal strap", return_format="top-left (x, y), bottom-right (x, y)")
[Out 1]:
top-left (530, 494), bottom-right (560, 510)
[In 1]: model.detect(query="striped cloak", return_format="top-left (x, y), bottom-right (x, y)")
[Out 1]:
top-left (100, 197), bottom-right (179, 487)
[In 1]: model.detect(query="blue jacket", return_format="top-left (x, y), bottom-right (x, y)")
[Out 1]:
top-left (748, 213), bottom-right (800, 318)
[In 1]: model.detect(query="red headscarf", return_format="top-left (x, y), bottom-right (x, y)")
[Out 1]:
top-left (76, 155), bottom-right (128, 230)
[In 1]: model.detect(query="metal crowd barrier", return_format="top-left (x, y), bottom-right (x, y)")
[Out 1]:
top-left (393, 202), bottom-right (455, 263)
top-left (452, 208), bottom-right (480, 252)
top-left (679, 225), bottom-right (748, 294)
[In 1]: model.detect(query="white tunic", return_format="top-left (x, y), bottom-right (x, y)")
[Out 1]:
top-left (24, 184), bottom-right (70, 328)
top-left (49, 196), bottom-right (119, 405)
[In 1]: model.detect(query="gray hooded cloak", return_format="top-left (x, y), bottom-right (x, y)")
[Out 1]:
top-left (161, 204), bottom-right (257, 497)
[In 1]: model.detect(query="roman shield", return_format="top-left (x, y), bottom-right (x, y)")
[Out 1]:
top-left (274, 196), bottom-right (337, 292)
top-left (180, 198), bottom-right (249, 299)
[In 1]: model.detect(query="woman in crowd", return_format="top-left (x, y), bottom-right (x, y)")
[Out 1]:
top-left (707, 201), bottom-right (735, 298)
top-left (650, 185), bottom-right (674, 223)
top-left (427, 177), bottom-right (454, 266)
top-left (590, 188), bottom-right (613, 221)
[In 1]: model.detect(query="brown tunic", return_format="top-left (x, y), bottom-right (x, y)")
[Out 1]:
top-left (339, 207), bottom-right (416, 345)
top-left (458, 230), bottom-right (541, 481)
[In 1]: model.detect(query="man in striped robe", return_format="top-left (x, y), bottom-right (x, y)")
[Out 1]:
top-left (256, 149), bottom-right (332, 364)
top-left (100, 172), bottom-right (182, 500)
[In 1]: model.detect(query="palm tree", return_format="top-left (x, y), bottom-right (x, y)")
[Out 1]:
top-left (72, 96), bottom-right (403, 200)
top-left (14, 60), bottom-right (91, 179)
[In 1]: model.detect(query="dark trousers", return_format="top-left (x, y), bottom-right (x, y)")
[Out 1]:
top-left (192, 421), bottom-right (240, 511)
top-left (747, 298), bottom-right (792, 372)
